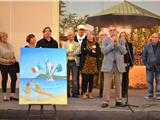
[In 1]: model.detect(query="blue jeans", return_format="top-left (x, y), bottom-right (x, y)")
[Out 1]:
top-left (146, 70), bottom-right (160, 96)
top-left (67, 60), bottom-right (78, 95)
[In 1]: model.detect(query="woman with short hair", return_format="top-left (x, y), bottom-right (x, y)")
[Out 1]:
top-left (0, 32), bottom-right (18, 101)
top-left (25, 34), bottom-right (36, 48)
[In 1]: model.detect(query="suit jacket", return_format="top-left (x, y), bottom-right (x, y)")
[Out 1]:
top-left (124, 41), bottom-right (134, 67)
top-left (101, 38), bottom-right (127, 73)
top-left (142, 42), bottom-right (160, 72)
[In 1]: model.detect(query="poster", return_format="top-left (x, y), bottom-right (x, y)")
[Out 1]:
top-left (19, 48), bottom-right (67, 104)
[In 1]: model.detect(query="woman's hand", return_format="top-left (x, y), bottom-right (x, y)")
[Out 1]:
top-left (8, 59), bottom-right (16, 64)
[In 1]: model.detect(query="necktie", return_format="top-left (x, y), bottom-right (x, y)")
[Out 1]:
top-left (113, 45), bottom-right (116, 63)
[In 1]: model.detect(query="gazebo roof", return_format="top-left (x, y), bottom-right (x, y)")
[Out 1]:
top-left (92, 0), bottom-right (160, 19)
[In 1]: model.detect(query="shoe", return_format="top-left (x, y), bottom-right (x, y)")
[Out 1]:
top-left (101, 102), bottom-right (109, 108)
top-left (82, 93), bottom-right (88, 99)
top-left (156, 95), bottom-right (160, 100)
top-left (77, 91), bottom-right (80, 95)
top-left (3, 98), bottom-right (9, 102)
top-left (67, 93), bottom-right (70, 97)
top-left (72, 94), bottom-right (79, 98)
top-left (88, 93), bottom-right (94, 99)
top-left (144, 95), bottom-right (153, 100)
top-left (99, 92), bottom-right (103, 98)
top-left (122, 94), bottom-right (127, 98)
top-left (115, 102), bottom-right (123, 107)
top-left (10, 97), bottom-right (19, 101)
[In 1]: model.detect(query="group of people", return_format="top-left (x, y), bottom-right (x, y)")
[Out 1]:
top-left (0, 25), bottom-right (160, 108)
top-left (62, 25), bottom-right (134, 107)
top-left (0, 27), bottom-right (58, 101)
top-left (62, 24), bottom-right (160, 108)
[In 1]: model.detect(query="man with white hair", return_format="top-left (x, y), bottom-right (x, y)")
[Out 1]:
top-left (74, 24), bottom-right (87, 95)
top-left (143, 32), bottom-right (160, 100)
top-left (63, 31), bottom-right (80, 97)
top-left (101, 25), bottom-right (127, 107)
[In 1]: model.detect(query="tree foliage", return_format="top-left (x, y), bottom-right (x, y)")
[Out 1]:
top-left (59, 1), bottom-right (89, 36)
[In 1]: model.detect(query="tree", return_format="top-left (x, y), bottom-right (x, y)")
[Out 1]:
top-left (60, 13), bottom-right (77, 36)
top-left (59, 0), bottom-right (66, 17)
top-left (59, 1), bottom-right (89, 36)
top-left (60, 13), bottom-right (89, 36)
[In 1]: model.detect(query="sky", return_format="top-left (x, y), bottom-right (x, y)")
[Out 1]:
top-left (63, 0), bottom-right (160, 17)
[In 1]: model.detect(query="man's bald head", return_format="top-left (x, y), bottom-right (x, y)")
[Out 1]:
top-left (151, 33), bottom-right (159, 45)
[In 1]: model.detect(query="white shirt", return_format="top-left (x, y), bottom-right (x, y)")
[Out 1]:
top-left (76, 34), bottom-right (86, 46)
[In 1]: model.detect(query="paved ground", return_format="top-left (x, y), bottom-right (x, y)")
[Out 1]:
top-left (0, 89), bottom-right (160, 120)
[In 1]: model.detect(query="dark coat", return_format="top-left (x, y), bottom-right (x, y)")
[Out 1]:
top-left (143, 42), bottom-right (160, 71)
top-left (74, 35), bottom-right (87, 67)
top-left (74, 35), bottom-right (87, 42)
top-left (124, 41), bottom-right (134, 67)
top-left (80, 40), bottom-right (100, 71)
top-left (36, 37), bottom-right (58, 48)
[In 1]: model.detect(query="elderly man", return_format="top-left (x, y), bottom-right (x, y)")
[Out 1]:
top-left (74, 25), bottom-right (87, 95)
top-left (143, 33), bottom-right (160, 100)
top-left (63, 32), bottom-right (80, 97)
top-left (101, 25), bottom-right (127, 108)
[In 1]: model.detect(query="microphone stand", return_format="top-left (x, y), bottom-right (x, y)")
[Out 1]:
top-left (120, 42), bottom-right (139, 112)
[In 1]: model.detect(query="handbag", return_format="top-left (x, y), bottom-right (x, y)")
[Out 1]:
top-left (14, 61), bottom-right (20, 73)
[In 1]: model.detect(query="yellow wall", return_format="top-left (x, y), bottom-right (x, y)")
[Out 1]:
top-left (0, 1), bottom-right (59, 88)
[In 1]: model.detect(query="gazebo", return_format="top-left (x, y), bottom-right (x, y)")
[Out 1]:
top-left (86, 0), bottom-right (160, 28)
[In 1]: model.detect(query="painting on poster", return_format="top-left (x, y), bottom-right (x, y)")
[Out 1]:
top-left (19, 48), bottom-right (67, 104)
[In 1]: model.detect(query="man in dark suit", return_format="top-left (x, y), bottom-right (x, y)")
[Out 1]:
top-left (143, 33), bottom-right (160, 100)
top-left (74, 25), bottom-right (87, 95)
top-left (119, 32), bottom-right (134, 98)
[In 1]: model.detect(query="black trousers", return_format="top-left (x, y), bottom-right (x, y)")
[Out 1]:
top-left (77, 66), bottom-right (81, 94)
top-left (122, 66), bottom-right (130, 97)
top-left (0, 64), bottom-right (17, 93)
top-left (77, 54), bottom-right (82, 95)
top-left (82, 73), bottom-right (94, 93)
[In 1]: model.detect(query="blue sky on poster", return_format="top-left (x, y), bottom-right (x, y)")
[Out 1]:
top-left (63, 0), bottom-right (160, 17)
top-left (20, 48), bottom-right (66, 78)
